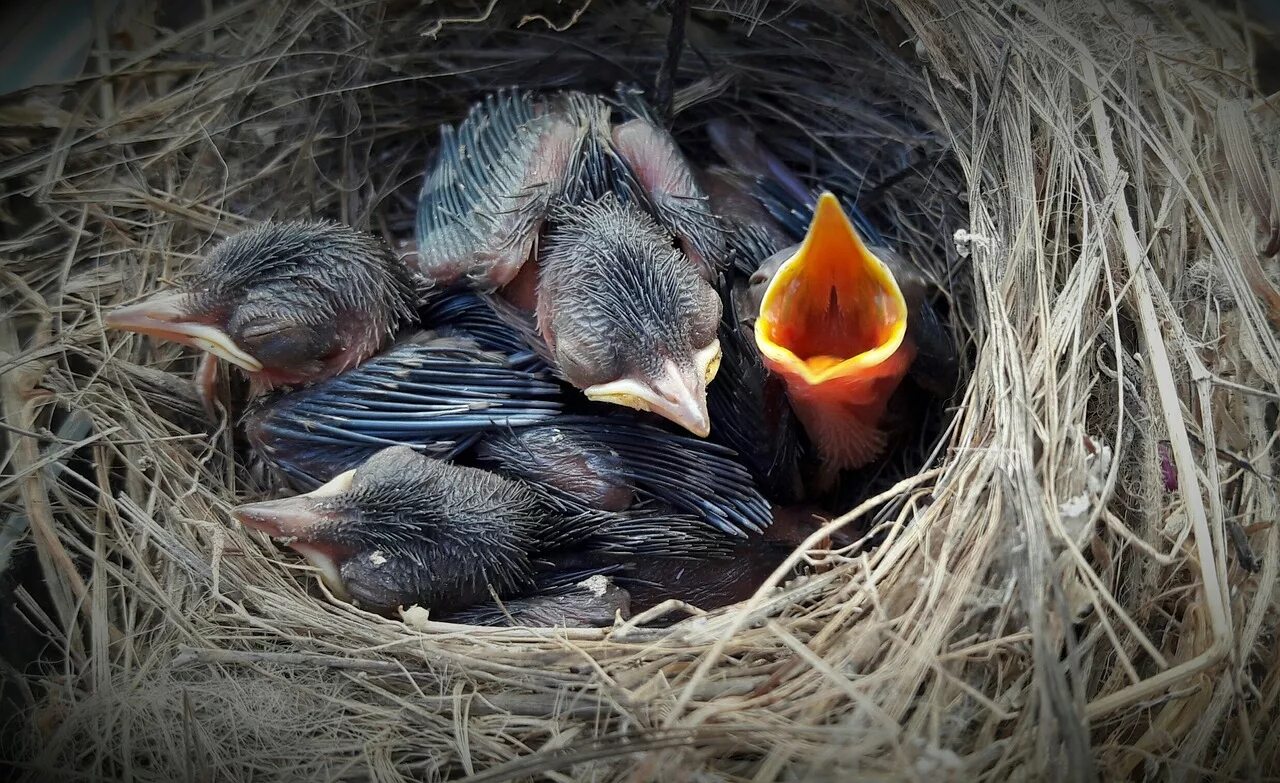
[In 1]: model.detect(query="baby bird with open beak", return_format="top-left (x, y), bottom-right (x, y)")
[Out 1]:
top-left (104, 221), bottom-right (417, 406)
top-left (708, 120), bottom-right (958, 472)
top-left (414, 88), bottom-right (724, 436)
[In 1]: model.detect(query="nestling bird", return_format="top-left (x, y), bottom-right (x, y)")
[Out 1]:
top-left (240, 276), bottom-right (769, 536)
top-left (708, 120), bottom-right (957, 472)
top-left (232, 445), bottom-right (736, 614)
top-left (414, 88), bottom-right (725, 437)
top-left (104, 221), bottom-right (417, 406)
top-left (248, 379), bottom-right (770, 537)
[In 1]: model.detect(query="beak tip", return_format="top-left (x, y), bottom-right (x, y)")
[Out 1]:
top-left (102, 295), bottom-right (265, 373)
top-left (664, 398), bottom-right (711, 438)
top-left (231, 503), bottom-right (271, 532)
top-left (232, 501), bottom-right (293, 537)
top-left (102, 305), bottom-right (154, 332)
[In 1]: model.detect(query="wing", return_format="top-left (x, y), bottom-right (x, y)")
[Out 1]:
top-left (476, 415), bottom-right (771, 537)
top-left (444, 566), bottom-right (631, 627)
top-left (584, 507), bottom-right (740, 558)
top-left (418, 286), bottom-right (548, 371)
top-left (506, 472), bottom-right (738, 559)
top-left (478, 290), bottom-right (562, 372)
top-left (415, 89), bottom-right (580, 290)
top-left (612, 544), bottom-right (796, 616)
top-left (612, 90), bottom-right (725, 278)
top-left (244, 340), bottom-right (563, 489)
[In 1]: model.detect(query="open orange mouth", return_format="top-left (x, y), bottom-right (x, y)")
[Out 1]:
top-left (754, 193), bottom-right (914, 469)
top-left (755, 193), bottom-right (908, 392)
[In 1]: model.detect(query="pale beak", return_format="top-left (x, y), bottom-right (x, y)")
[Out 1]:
top-left (584, 343), bottom-right (719, 437)
top-left (231, 469), bottom-right (355, 539)
top-left (231, 469), bottom-right (357, 598)
top-left (105, 291), bottom-right (264, 372)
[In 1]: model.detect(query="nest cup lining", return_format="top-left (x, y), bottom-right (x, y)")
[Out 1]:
top-left (3, 0), bottom-right (1278, 779)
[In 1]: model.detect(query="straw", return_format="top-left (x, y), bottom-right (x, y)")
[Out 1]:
top-left (1, 0), bottom-right (1276, 779)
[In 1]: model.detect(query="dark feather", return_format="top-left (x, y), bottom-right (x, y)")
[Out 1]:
top-left (444, 573), bottom-right (630, 627)
top-left (244, 340), bottom-right (563, 488)
top-left (418, 286), bottom-right (547, 370)
top-left (706, 287), bottom-right (806, 503)
top-left (476, 415), bottom-right (771, 537)
top-left (415, 89), bottom-right (571, 288)
top-left (701, 168), bottom-right (806, 501)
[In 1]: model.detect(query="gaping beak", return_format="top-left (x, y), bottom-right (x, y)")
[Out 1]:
top-left (105, 291), bottom-right (264, 372)
top-left (584, 341), bottom-right (720, 437)
top-left (231, 468), bottom-right (356, 597)
top-left (754, 192), bottom-right (909, 393)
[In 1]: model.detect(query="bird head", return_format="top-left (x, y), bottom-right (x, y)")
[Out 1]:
top-left (540, 198), bottom-right (723, 437)
top-left (105, 221), bottom-right (416, 390)
top-left (753, 192), bottom-right (914, 468)
top-left (232, 446), bottom-right (538, 609)
top-left (755, 192), bottom-right (910, 393)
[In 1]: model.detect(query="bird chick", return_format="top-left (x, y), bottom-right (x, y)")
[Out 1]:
top-left (754, 192), bottom-right (917, 470)
top-left (233, 446), bottom-right (553, 612)
top-left (708, 120), bottom-right (957, 471)
top-left (233, 445), bottom-right (739, 614)
top-left (105, 221), bottom-right (416, 405)
top-left (414, 88), bottom-right (724, 436)
top-left (537, 196), bottom-right (722, 437)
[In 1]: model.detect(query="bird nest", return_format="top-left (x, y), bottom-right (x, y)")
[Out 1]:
top-left (2, 0), bottom-right (1278, 779)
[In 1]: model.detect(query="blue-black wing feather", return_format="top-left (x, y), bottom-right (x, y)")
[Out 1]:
top-left (245, 341), bottom-right (563, 489)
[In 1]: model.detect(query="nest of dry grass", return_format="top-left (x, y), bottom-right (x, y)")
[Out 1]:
top-left (1, 0), bottom-right (1278, 779)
